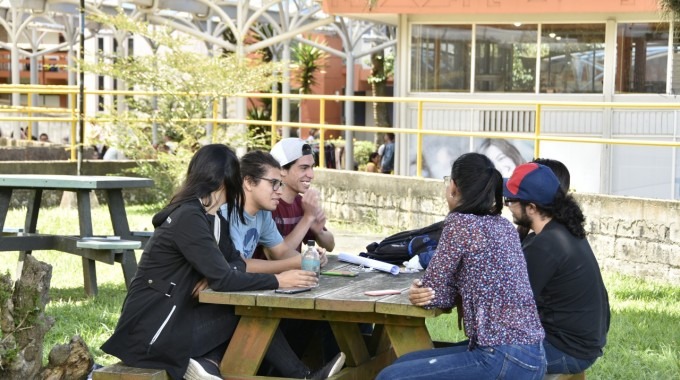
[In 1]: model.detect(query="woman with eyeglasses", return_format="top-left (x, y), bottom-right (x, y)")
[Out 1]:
top-left (224, 150), bottom-right (328, 274)
top-left (101, 144), bottom-right (323, 380)
top-left (376, 152), bottom-right (545, 380)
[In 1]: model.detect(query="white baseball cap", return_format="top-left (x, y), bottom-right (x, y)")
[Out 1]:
top-left (270, 138), bottom-right (313, 166)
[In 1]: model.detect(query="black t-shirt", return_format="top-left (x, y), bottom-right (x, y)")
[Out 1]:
top-left (523, 220), bottom-right (610, 360)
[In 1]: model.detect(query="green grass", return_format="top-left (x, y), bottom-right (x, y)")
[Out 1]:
top-left (2, 206), bottom-right (679, 379)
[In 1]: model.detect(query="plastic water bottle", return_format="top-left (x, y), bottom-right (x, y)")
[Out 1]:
top-left (301, 240), bottom-right (320, 284)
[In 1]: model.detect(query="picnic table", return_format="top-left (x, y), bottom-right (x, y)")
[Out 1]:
top-left (199, 255), bottom-right (441, 379)
top-left (0, 174), bottom-right (153, 296)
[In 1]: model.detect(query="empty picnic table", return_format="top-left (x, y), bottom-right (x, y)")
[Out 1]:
top-left (0, 174), bottom-right (153, 296)
top-left (199, 255), bottom-right (441, 379)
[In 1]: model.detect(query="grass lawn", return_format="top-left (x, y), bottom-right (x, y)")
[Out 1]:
top-left (1, 205), bottom-right (679, 379)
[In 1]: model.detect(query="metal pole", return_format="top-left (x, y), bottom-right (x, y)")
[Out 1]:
top-left (78, 0), bottom-right (85, 175)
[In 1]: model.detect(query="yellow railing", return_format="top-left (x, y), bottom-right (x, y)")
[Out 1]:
top-left (1, 84), bottom-right (679, 177)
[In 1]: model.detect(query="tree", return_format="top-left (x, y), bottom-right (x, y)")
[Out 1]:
top-left (368, 52), bottom-right (394, 128)
top-left (292, 39), bottom-right (328, 94)
top-left (83, 12), bottom-right (281, 200)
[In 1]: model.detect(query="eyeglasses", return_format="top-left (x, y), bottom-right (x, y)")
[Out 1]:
top-left (504, 197), bottom-right (521, 206)
top-left (256, 177), bottom-right (285, 191)
top-left (443, 175), bottom-right (451, 184)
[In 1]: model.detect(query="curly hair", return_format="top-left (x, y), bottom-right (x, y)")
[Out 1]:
top-left (533, 189), bottom-right (586, 238)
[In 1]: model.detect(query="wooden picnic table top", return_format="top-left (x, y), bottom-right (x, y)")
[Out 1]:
top-left (0, 174), bottom-right (153, 190)
top-left (200, 255), bottom-right (441, 379)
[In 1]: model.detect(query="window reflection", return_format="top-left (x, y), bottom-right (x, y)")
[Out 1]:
top-left (615, 23), bottom-right (669, 94)
top-left (411, 25), bottom-right (471, 92)
top-left (475, 24), bottom-right (538, 92)
top-left (539, 24), bottom-right (605, 93)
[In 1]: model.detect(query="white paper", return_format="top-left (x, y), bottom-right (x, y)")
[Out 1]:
top-left (338, 253), bottom-right (400, 275)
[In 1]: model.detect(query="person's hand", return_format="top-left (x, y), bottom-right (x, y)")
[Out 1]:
top-left (301, 189), bottom-right (321, 220)
top-left (408, 279), bottom-right (435, 306)
top-left (318, 248), bottom-right (328, 267)
top-left (192, 278), bottom-right (209, 298)
top-left (310, 209), bottom-right (327, 233)
top-left (275, 270), bottom-right (318, 288)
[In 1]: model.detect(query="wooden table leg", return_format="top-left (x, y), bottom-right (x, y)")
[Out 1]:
top-left (106, 189), bottom-right (138, 287)
top-left (329, 321), bottom-right (370, 367)
top-left (18, 189), bottom-right (42, 277)
top-left (384, 322), bottom-right (434, 358)
top-left (220, 316), bottom-right (279, 376)
top-left (76, 190), bottom-right (97, 297)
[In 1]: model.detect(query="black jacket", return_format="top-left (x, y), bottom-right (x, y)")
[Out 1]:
top-left (523, 220), bottom-right (610, 360)
top-left (101, 199), bottom-right (279, 379)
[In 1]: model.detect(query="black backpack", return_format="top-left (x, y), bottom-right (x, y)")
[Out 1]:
top-left (360, 221), bottom-right (444, 268)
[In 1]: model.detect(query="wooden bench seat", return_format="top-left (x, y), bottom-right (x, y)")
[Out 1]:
top-left (76, 238), bottom-right (141, 251)
top-left (92, 362), bottom-right (169, 380)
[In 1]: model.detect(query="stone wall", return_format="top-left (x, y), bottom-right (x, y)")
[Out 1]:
top-left (313, 170), bottom-right (680, 285)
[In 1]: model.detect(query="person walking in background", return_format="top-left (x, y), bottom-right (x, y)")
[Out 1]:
top-left (376, 153), bottom-right (545, 380)
top-left (100, 144), bottom-right (322, 380)
top-left (504, 163), bottom-right (610, 375)
top-left (39, 133), bottom-right (50, 142)
top-left (380, 132), bottom-right (395, 174)
top-left (365, 152), bottom-right (380, 173)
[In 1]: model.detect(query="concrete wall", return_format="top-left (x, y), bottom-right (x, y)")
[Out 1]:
top-left (313, 170), bottom-right (680, 285)
top-left (3, 161), bottom-right (678, 285)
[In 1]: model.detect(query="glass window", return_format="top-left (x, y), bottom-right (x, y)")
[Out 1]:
top-left (539, 24), bottom-right (605, 93)
top-left (411, 25), bottom-right (472, 92)
top-left (475, 24), bottom-right (538, 92)
top-left (616, 23), bottom-right (670, 94)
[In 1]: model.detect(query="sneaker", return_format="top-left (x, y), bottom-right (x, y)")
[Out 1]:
top-left (310, 352), bottom-right (346, 380)
top-left (184, 357), bottom-right (222, 380)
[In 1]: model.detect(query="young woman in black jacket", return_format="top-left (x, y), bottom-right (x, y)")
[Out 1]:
top-left (101, 144), bottom-right (321, 379)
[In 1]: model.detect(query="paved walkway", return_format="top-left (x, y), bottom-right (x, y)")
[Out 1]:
top-left (329, 226), bottom-right (385, 255)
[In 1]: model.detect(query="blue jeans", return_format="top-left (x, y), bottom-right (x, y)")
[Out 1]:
top-left (376, 342), bottom-right (545, 380)
top-left (544, 340), bottom-right (597, 374)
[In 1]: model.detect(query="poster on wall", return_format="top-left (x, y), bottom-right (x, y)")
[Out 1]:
top-left (408, 136), bottom-right (534, 179)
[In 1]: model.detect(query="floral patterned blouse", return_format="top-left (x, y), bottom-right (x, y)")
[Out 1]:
top-left (421, 212), bottom-right (544, 348)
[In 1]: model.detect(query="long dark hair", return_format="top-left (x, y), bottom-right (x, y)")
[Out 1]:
top-left (170, 144), bottom-right (245, 223)
top-left (240, 150), bottom-right (281, 185)
top-left (451, 153), bottom-right (503, 216)
top-left (533, 190), bottom-right (586, 238)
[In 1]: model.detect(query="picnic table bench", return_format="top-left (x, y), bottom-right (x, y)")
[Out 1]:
top-left (0, 174), bottom-right (153, 296)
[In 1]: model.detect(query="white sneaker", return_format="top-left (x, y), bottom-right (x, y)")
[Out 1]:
top-left (311, 352), bottom-right (346, 379)
top-left (184, 358), bottom-right (222, 380)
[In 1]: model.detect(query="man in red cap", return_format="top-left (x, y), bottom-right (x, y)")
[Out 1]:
top-left (504, 163), bottom-right (610, 375)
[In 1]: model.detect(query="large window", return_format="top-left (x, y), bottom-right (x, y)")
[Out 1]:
top-left (475, 24), bottom-right (538, 92)
top-left (615, 23), bottom-right (670, 93)
top-left (539, 24), bottom-right (605, 93)
top-left (411, 25), bottom-right (471, 92)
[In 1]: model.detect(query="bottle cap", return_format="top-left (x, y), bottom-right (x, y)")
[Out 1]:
top-left (307, 240), bottom-right (315, 247)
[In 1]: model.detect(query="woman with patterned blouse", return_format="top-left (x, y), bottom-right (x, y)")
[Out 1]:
top-left (376, 153), bottom-right (546, 380)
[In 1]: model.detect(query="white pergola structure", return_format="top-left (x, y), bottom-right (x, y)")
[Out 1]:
top-left (2, 1), bottom-right (395, 168)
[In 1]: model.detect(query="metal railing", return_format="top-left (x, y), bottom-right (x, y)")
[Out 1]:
top-left (1, 84), bottom-right (679, 178)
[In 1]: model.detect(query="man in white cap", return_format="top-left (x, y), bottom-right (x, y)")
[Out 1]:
top-left (257, 138), bottom-right (334, 259)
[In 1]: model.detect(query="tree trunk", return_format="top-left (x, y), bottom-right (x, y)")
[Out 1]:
top-left (371, 51), bottom-right (390, 129)
top-left (0, 254), bottom-right (55, 379)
